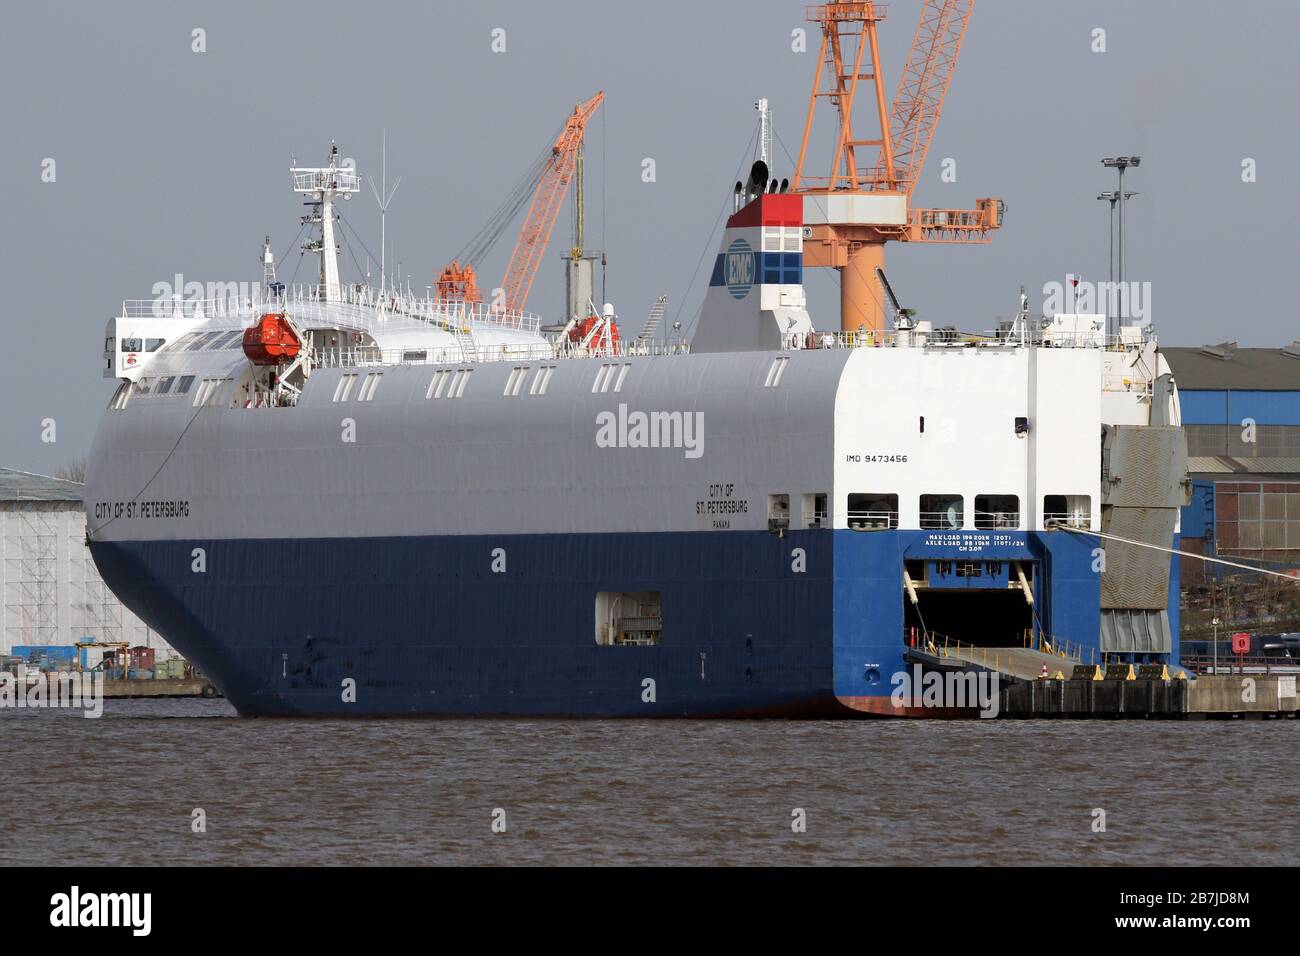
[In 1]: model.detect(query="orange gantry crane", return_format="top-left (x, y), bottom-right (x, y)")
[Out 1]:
top-left (436, 91), bottom-right (605, 313)
top-left (792, 0), bottom-right (1002, 335)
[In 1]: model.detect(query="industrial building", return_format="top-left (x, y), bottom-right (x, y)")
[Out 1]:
top-left (1, 467), bottom-right (170, 657)
top-left (1165, 342), bottom-right (1300, 584)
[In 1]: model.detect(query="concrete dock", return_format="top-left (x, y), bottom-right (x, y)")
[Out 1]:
top-left (1001, 673), bottom-right (1297, 718)
top-left (102, 678), bottom-right (221, 699)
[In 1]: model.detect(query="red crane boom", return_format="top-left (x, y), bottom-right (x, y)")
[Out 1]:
top-left (888, 0), bottom-right (973, 195)
top-left (501, 91), bottom-right (604, 313)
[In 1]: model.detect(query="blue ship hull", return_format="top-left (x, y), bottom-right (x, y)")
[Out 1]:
top-left (89, 528), bottom-right (1150, 717)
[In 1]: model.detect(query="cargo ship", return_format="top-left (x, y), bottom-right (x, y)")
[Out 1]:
top-left (81, 117), bottom-right (1191, 716)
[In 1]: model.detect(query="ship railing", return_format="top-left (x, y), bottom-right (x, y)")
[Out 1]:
top-left (1101, 372), bottom-right (1155, 395)
top-left (1180, 654), bottom-right (1299, 676)
top-left (120, 296), bottom-right (252, 320)
top-left (291, 169), bottom-right (361, 192)
top-left (800, 508), bottom-right (829, 529)
top-left (918, 512), bottom-right (964, 531)
top-left (1042, 512), bottom-right (1090, 530)
top-left (972, 509), bottom-right (1021, 530)
top-left (904, 630), bottom-right (1011, 674)
top-left (847, 510), bottom-right (899, 530)
top-left (309, 338), bottom-right (692, 369)
top-left (1024, 631), bottom-right (1087, 663)
top-left (907, 630), bottom-right (1087, 670)
top-left (783, 328), bottom-right (1149, 353)
top-left (312, 346), bottom-right (479, 368)
top-left (281, 285), bottom-right (544, 334)
top-left (119, 284), bottom-right (545, 335)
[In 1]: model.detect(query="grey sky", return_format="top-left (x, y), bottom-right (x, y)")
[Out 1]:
top-left (2, 0), bottom-right (1296, 474)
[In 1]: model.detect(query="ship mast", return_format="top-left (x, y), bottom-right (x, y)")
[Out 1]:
top-left (290, 143), bottom-right (359, 303)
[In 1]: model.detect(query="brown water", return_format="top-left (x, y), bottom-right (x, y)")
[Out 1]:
top-left (2, 701), bottom-right (1296, 866)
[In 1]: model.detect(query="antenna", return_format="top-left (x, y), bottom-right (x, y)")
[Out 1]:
top-left (291, 142), bottom-right (359, 303)
top-left (755, 98), bottom-right (773, 166)
top-left (261, 235), bottom-right (276, 289)
top-left (367, 130), bottom-right (401, 295)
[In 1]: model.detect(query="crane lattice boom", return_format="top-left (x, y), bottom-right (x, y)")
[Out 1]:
top-left (501, 92), bottom-right (604, 313)
top-left (887, 0), bottom-right (974, 196)
top-left (790, 0), bottom-right (999, 336)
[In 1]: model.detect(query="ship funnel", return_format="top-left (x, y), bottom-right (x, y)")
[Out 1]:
top-left (690, 184), bottom-right (813, 353)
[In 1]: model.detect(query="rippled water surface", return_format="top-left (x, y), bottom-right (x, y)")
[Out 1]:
top-left (2, 701), bottom-right (1295, 865)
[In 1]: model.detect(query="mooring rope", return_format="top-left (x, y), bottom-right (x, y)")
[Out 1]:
top-left (1048, 521), bottom-right (1300, 583)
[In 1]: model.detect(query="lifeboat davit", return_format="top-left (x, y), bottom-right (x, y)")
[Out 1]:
top-left (567, 313), bottom-right (620, 354)
top-left (242, 312), bottom-right (302, 365)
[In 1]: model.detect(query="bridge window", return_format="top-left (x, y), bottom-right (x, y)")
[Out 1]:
top-left (920, 494), bottom-right (964, 530)
top-left (156, 376), bottom-right (174, 395)
top-left (146, 338), bottom-right (166, 352)
top-left (176, 375), bottom-right (195, 395)
top-left (108, 383), bottom-right (130, 410)
top-left (974, 494), bottom-right (1020, 530)
top-left (193, 377), bottom-right (231, 407)
top-left (120, 338), bottom-right (142, 352)
top-left (205, 331), bottom-right (240, 350)
top-left (848, 493), bottom-right (899, 530)
top-left (162, 332), bottom-right (195, 352)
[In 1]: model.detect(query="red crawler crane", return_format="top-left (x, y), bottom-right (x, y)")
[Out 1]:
top-left (435, 92), bottom-right (605, 313)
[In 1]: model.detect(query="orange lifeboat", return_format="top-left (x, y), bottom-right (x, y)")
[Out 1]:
top-left (242, 312), bottom-right (302, 365)
top-left (567, 313), bottom-right (620, 354)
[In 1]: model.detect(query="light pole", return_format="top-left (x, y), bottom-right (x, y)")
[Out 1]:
top-left (1212, 616), bottom-right (1220, 674)
top-left (1097, 190), bottom-right (1137, 336)
top-left (1101, 156), bottom-right (1140, 332)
